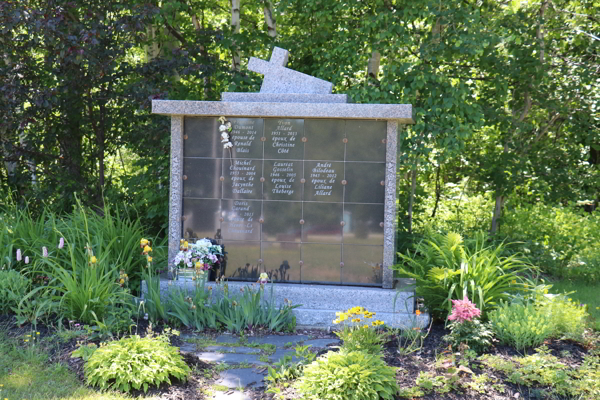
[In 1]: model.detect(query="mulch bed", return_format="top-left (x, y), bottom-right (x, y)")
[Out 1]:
top-left (1, 314), bottom-right (595, 400)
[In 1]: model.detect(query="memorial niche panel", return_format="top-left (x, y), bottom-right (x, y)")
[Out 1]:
top-left (304, 119), bottom-right (345, 161)
top-left (222, 159), bottom-right (262, 200)
top-left (342, 203), bottom-right (384, 245)
top-left (184, 117), bottom-right (221, 158)
top-left (228, 118), bottom-right (264, 159)
top-left (220, 199), bottom-right (261, 241)
top-left (263, 160), bottom-right (303, 201)
top-left (304, 161), bottom-right (343, 202)
top-left (183, 158), bottom-right (222, 199)
top-left (301, 243), bottom-right (342, 284)
top-left (345, 120), bottom-right (387, 162)
top-left (221, 241), bottom-right (261, 280)
top-left (302, 202), bottom-right (343, 243)
top-left (342, 245), bottom-right (383, 285)
top-left (182, 199), bottom-right (221, 240)
top-left (344, 162), bottom-right (386, 203)
top-left (261, 201), bottom-right (302, 242)
top-left (264, 119), bottom-right (304, 159)
top-left (262, 242), bottom-right (301, 282)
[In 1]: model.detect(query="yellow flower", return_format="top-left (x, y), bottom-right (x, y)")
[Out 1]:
top-left (143, 245), bottom-right (152, 254)
top-left (543, 289), bottom-right (548, 294)
top-left (371, 320), bottom-right (384, 326)
top-left (196, 261), bottom-right (203, 268)
top-left (511, 280), bottom-right (517, 284)
top-left (24, 339), bottom-right (29, 342)
top-left (416, 310), bottom-right (422, 316)
top-left (147, 256), bottom-right (153, 263)
top-left (119, 278), bottom-right (125, 284)
top-left (333, 319), bottom-right (340, 324)
top-left (26, 334), bottom-right (31, 337)
top-left (351, 318), bottom-right (361, 323)
top-left (140, 238), bottom-right (149, 246)
top-left (90, 256), bottom-right (97, 264)
top-left (36, 332), bottom-right (40, 335)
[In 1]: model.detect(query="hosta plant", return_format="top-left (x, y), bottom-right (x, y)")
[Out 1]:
top-left (84, 329), bottom-right (190, 393)
top-left (296, 350), bottom-right (398, 400)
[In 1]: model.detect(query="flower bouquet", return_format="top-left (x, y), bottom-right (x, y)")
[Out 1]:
top-left (173, 238), bottom-right (224, 282)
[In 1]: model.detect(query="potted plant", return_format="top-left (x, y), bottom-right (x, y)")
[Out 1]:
top-left (173, 238), bottom-right (224, 282)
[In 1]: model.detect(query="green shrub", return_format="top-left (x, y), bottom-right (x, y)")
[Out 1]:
top-left (500, 203), bottom-right (600, 281)
top-left (489, 301), bottom-right (554, 351)
top-left (393, 231), bottom-right (534, 320)
top-left (0, 269), bottom-right (30, 314)
top-left (565, 245), bottom-right (600, 283)
top-left (537, 293), bottom-right (588, 341)
top-left (84, 331), bottom-right (190, 393)
top-left (296, 351), bottom-right (398, 400)
top-left (443, 319), bottom-right (495, 354)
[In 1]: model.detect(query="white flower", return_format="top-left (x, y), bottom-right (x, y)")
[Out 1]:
top-left (219, 124), bottom-right (227, 132)
top-left (224, 142), bottom-right (233, 149)
top-left (221, 132), bottom-right (229, 139)
top-left (221, 138), bottom-right (230, 144)
top-left (226, 122), bottom-right (232, 129)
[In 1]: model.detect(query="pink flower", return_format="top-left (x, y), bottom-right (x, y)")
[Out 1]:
top-left (25, 256), bottom-right (29, 264)
top-left (447, 295), bottom-right (481, 323)
top-left (16, 249), bottom-right (22, 261)
top-left (42, 246), bottom-right (48, 258)
top-left (58, 237), bottom-right (64, 249)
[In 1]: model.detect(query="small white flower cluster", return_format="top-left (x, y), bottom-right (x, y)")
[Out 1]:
top-left (219, 117), bottom-right (233, 149)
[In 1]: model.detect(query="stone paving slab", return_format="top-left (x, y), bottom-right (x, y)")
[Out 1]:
top-left (203, 346), bottom-right (261, 354)
top-left (269, 349), bottom-right (298, 363)
top-left (247, 334), bottom-right (309, 347)
top-left (216, 368), bottom-right (267, 389)
top-left (178, 342), bottom-right (197, 353)
top-left (195, 352), bottom-right (268, 366)
top-left (215, 334), bottom-right (241, 344)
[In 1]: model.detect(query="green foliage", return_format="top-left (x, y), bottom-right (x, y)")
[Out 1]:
top-left (266, 345), bottom-right (316, 389)
top-left (537, 293), bottom-right (588, 341)
top-left (393, 231), bottom-right (534, 320)
top-left (397, 326), bottom-right (426, 356)
top-left (0, 269), bottom-right (30, 314)
top-left (333, 307), bottom-right (387, 355)
top-left (296, 351), bottom-right (398, 400)
top-left (84, 331), bottom-right (190, 393)
top-left (443, 319), bottom-right (495, 354)
top-left (500, 203), bottom-right (600, 282)
top-left (488, 301), bottom-right (554, 352)
top-left (482, 347), bottom-right (600, 400)
top-left (71, 343), bottom-right (98, 362)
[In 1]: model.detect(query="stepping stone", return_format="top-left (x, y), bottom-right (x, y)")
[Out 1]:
top-left (204, 346), bottom-right (261, 354)
top-left (247, 334), bottom-right (309, 347)
top-left (211, 392), bottom-right (252, 400)
top-left (303, 338), bottom-right (340, 348)
top-left (195, 352), bottom-right (268, 365)
top-left (216, 367), bottom-right (267, 389)
top-left (215, 334), bottom-right (242, 344)
top-left (178, 342), bottom-right (197, 354)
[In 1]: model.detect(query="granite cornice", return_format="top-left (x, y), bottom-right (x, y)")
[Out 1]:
top-left (152, 100), bottom-right (414, 124)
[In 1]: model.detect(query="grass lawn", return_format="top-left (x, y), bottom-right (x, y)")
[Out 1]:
top-left (550, 279), bottom-right (600, 330)
top-left (0, 334), bottom-right (151, 400)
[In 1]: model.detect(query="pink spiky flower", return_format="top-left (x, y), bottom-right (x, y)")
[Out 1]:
top-left (447, 295), bottom-right (481, 323)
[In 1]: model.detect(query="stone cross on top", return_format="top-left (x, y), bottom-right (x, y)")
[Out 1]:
top-left (248, 47), bottom-right (333, 94)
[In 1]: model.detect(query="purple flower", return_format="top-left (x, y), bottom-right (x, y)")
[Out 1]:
top-left (42, 246), bottom-right (48, 258)
top-left (16, 248), bottom-right (22, 261)
top-left (58, 237), bottom-right (64, 249)
top-left (25, 256), bottom-right (29, 264)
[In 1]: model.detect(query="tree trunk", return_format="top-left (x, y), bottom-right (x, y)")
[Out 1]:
top-left (263, 1), bottom-right (276, 38)
top-left (191, 11), bottom-right (211, 98)
top-left (367, 50), bottom-right (380, 84)
top-left (231, 0), bottom-right (241, 71)
top-left (407, 158), bottom-right (418, 234)
top-left (430, 163), bottom-right (441, 218)
top-left (490, 194), bottom-right (504, 234)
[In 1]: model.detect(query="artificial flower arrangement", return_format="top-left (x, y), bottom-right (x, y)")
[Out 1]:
top-left (173, 238), bottom-right (224, 273)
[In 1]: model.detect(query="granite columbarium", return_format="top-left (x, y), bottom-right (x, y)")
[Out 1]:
top-left (148, 47), bottom-right (426, 328)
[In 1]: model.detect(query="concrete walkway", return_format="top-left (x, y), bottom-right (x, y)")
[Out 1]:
top-left (178, 332), bottom-right (340, 399)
